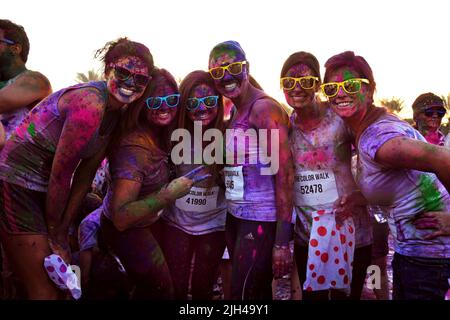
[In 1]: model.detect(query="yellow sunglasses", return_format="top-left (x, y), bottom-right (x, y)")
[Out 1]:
top-left (321, 78), bottom-right (370, 98)
top-left (280, 76), bottom-right (319, 90)
top-left (209, 61), bottom-right (247, 80)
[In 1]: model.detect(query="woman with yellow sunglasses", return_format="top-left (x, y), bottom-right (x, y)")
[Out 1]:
top-left (209, 41), bottom-right (294, 300)
top-left (323, 51), bottom-right (450, 300)
top-left (281, 51), bottom-right (372, 300)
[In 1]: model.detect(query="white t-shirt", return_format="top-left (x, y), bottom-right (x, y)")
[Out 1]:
top-left (290, 108), bottom-right (372, 248)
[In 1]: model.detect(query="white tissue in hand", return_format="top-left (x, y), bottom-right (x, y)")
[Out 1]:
top-left (44, 254), bottom-right (82, 300)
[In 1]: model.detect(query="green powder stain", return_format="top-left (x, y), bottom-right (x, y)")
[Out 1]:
top-left (145, 197), bottom-right (158, 209)
top-left (151, 248), bottom-right (165, 267)
top-left (343, 70), bottom-right (355, 81)
top-left (357, 93), bottom-right (365, 102)
top-left (418, 174), bottom-right (443, 211)
top-left (27, 122), bottom-right (36, 137)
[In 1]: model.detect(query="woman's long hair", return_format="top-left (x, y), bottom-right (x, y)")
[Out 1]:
top-left (177, 70), bottom-right (226, 183)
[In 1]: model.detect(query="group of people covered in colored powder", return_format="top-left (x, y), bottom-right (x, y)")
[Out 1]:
top-left (0, 19), bottom-right (449, 301)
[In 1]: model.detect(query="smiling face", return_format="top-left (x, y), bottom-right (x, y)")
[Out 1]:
top-left (186, 83), bottom-right (219, 127)
top-left (146, 82), bottom-right (178, 127)
top-left (327, 67), bottom-right (372, 119)
top-left (283, 63), bottom-right (318, 110)
top-left (208, 48), bottom-right (248, 99)
top-left (106, 55), bottom-right (149, 105)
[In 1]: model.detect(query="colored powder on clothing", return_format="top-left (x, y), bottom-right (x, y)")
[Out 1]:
top-left (418, 174), bottom-right (443, 211)
top-left (151, 247), bottom-right (165, 267)
top-left (257, 224), bottom-right (263, 235)
top-left (27, 122), bottom-right (36, 138)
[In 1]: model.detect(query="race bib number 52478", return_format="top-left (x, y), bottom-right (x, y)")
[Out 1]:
top-left (294, 169), bottom-right (338, 206)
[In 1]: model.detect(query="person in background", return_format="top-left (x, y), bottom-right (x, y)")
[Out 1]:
top-left (0, 19), bottom-right (51, 139)
top-left (412, 92), bottom-right (446, 146)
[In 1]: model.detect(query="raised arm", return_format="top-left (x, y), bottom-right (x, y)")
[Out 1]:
top-left (0, 71), bottom-right (51, 113)
top-left (376, 136), bottom-right (450, 192)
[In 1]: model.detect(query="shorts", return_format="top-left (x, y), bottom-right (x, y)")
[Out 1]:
top-left (0, 180), bottom-right (47, 234)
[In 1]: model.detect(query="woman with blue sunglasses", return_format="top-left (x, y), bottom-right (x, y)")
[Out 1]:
top-left (160, 70), bottom-right (227, 300)
top-left (98, 69), bottom-right (203, 299)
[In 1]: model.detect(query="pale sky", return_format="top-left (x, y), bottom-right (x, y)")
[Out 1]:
top-left (4, 0), bottom-right (449, 119)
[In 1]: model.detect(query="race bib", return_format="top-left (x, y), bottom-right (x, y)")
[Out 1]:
top-left (294, 169), bottom-right (338, 206)
top-left (224, 166), bottom-right (244, 200)
top-left (175, 186), bottom-right (220, 213)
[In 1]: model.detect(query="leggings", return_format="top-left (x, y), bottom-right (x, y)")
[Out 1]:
top-left (100, 215), bottom-right (174, 299)
top-left (226, 213), bottom-right (276, 300)
top-left (161, 222), bottom-right (225, 300)
top-left (294, 236), bottom-right (372, 300)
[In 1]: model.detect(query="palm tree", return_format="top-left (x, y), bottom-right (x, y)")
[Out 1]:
top-left (379, 97), bottom-right (405, 114)
top-left (75, 69), bottom-right (104, 83)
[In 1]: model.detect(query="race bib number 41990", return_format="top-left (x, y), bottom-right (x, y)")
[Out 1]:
top-left (175, 186), bottom-right (220, 213)
top-left (294, 169), bottom-right (338, 206)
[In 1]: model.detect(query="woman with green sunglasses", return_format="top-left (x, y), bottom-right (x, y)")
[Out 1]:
top-left (281, 51), bottom-right (372, 300)
top-left (323, 51), bottom-right (450, 300)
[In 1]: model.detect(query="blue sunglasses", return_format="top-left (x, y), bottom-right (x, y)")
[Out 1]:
top-left (186, 95), bottom-right (219, 111)
top-left (0, 38), bottom-right (15, 45)
top-left (146, 94), bottom-right (180, 109)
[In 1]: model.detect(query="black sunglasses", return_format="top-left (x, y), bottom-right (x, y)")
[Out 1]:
top-left (424, 107), bottom-right (446, 118)
top-left (113, 65), bottom-right (150, 87)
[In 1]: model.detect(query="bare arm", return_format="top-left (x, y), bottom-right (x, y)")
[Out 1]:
top-left (59, 143), bottom-right (108, 232)
top-left (376, 136), bottom-right (450, 192)
top-left (0, 71), bottom-right (51, 113)
top-left (0, 122), bottom-right (5, 150)
top-left (250, 99), bottom-right (294, 239)
top-left (79, 250), bottom-right (93, 289)
top-left (111, 176), bottom-right (193, 231)
top-left (250, 99), bottom-right (294, 278)
top-left (46, 88), bottom-right (104, 233)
